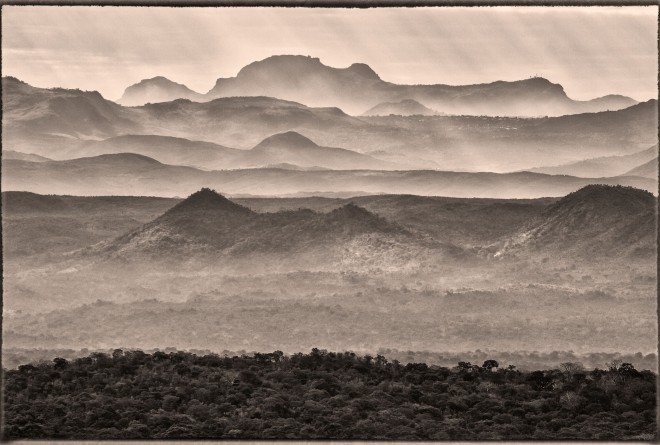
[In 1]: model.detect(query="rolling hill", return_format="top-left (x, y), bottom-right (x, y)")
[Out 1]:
top-left (2, 150), bottom-right (52, 162)
top-left (3, 153), bottom-right (656, 198)
top-left (528, 145), bottom-right (658, 177)
top-left (59, 135), bottom-right (245, 170)
top-left (622, 158), bottom-right (658, 179)
top-left (491, 185), bottom-right (657, 259)
top-left (236, 131), bottom-right (394, 170)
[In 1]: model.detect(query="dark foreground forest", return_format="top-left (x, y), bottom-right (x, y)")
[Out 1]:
top-left (2, 349), bottom-right (656, 440)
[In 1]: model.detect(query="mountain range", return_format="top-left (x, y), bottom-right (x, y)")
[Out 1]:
top-left (121, 55), bottom-right (640, 117)
top-left (3, 76), bottom-right (657, 173)
top-left (80, 184), bottom-right (656, 265)
top-left (3, 150), bottom-right (655, 199)
top-left (46, 131), bottom-right (394, 171)
top-left (88, 188), bottom-right (429, 270)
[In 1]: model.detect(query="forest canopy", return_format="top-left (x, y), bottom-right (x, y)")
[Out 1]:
top-left (2, 349), bottom-right (656, 440)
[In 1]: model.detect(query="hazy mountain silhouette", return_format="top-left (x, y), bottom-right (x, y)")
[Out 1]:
top-left (492, 185), bottom-right (657, 258)
top-left (2, 77), bottom-right (140, 143)
top-left (621, 158), bottom-right (658, 179)
top-left (203, 56), bottom-right (638, 116)
top-left (238, 131), bottom-right (395, 170)
top-left (3, 150), bottom-right (52, 162)
top-left (4, 78), bottom-right (656, 172)
top-left (118, 76), bottom-right (204, 106)
top-left (3, 153), bottom-right (656, 198)
top-left (528, 144), bottom-right (658, 178)
top-left (362, 99), bottom-right (441, 116)
top-left (64, 135), bottom-right (244, 170)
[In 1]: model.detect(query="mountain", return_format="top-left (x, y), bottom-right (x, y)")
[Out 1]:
top-left (4, 78), bottom-right (656, 172)
top-left (117, 76), bottom-right (204, 106)
top-left (205, 56), bottom-right (638, 116)
top-left (622, 158), bottom-right (658, 179)
top-left (362, 99), bottom-right (441, 116)
top-left (2, 150), bottom-right (52, 162)
top-left (2, 77), bottom-right (141, 144)
top-left (60, 135), bottom-right (245, 170)
top-left (91, 188), bottom-right (417, 267)
top-left (528, 145), bottom-right (658, 177)
top-left (3, 153), bottom-right (656, 198)
top-left (238, 131), bottom-right (395, 170)
top-left (492, 185), bottom-right (657, 258)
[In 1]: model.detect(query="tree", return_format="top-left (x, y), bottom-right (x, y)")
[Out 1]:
top-left (482, 360), bottom-right (499, 371)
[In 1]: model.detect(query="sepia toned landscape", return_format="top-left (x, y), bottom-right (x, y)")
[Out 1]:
top-left (1, 5), bottom-right (658, 440)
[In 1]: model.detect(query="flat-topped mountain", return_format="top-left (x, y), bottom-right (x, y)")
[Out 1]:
top-left (109, 56), bottom-right (640, 116)
top-left (117, 76), bottom-right (204, 106)
top-left (205, 56), bottom-right (638, 116)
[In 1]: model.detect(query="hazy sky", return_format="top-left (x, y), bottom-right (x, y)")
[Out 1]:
top-left (3, 6), bottom-right (658, 102)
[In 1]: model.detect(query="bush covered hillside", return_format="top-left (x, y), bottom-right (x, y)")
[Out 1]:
top-left (3, 349), bottom-right (655, 440)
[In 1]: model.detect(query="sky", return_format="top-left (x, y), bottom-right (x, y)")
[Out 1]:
top-left (2, 6), bottom-right (658, 102)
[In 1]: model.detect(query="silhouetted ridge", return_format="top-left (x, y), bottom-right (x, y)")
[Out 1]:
top-left (254, 131), bottom-right (318, 150)
top-left (347, 63), bottom-right (380, 80)
top-left (164, 188), bottom-right (253, 216)
top-left (548, 184), bottom-right (655, 216)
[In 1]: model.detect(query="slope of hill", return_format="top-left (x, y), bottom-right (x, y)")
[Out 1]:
top-left (3, 154), bottom-right (657, 198)
top-left (238, 131), bottom-right (395, 170)
top-left (2, 150), bottom-right (52, 162)
top-left (89, 188), bottom-right (422, 269)
top-left (622, 158), bottom-right (658, 179)
top-left (117, 76), bottom-right (204, 106)
top-left (2, 76), bottom-right (141, 142)
top-left (528, 145), bottom-right (658, 177)
top-left (61, 135), bottom-right (245, 170)
top-left (2, 191), bottom-right (178, 260)
top-left (205, 56), bottom-right (638, 117)
top-left (492, 185), bottom-right (657, 258)
top-left (362, 99), bottom-right (440, 116)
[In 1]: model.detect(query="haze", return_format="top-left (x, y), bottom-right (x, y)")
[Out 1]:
top-left (3, 6), bottom-right (658, 102)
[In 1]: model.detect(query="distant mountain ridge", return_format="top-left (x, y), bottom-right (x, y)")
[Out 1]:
top-left (117, 55), bottom-right (639, 116)
top-left (622, 158), bottom-right (658, 179)
top-left (3, 77), bottom-right (657, 173)
top-left (362, 99), bottom-right (441, 116)
top-left (3, 152), bottom-right (656, 198)
top-left (117, 76), bottom-right (204, 106)
top-left (528, 144), bottom-right (658, 178)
